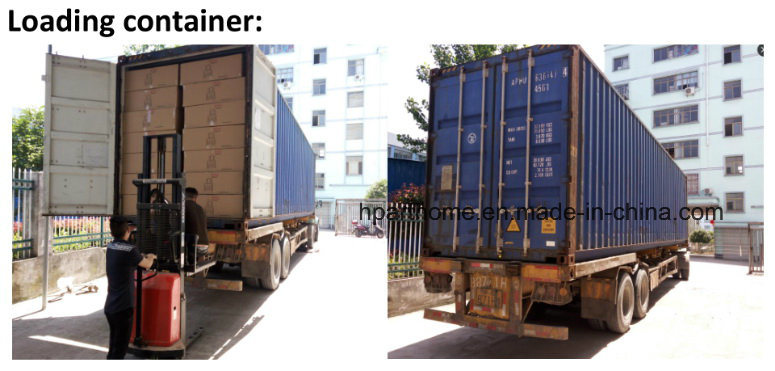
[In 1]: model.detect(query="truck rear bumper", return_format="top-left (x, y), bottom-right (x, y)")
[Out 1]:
top-left (424, 308), bottom-right (568, 340)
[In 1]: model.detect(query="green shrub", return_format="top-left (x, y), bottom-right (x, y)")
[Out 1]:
top-left (690, 230), bottom-right (712, 244)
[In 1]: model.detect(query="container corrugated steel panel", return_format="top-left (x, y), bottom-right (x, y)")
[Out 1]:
top-left (424, 45), bottom-right (687, 263)
top-left (388, 158), bottom-right (426, 195)
top-left (275, 92), bottom-right (316, 217)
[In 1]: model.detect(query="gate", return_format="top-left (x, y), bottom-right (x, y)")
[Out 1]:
top-left (334, 199), bottom-right (386, 236)
top-left (12, 168), bottom-right (35, 260)
top-left (749, 223), bottom-right (764, 274)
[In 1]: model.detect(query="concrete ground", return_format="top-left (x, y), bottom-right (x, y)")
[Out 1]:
top-left (388, 256), bottom-right (768, 359)
top-left (12, 230), bottom-right (385, 360)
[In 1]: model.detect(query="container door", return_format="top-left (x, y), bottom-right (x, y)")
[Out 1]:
top-left (43, 53), bottom-right (116, 215)
top-left (491, 51), bottom-right (571, 261)
top-left (249, 47), bottom-right (277, 218)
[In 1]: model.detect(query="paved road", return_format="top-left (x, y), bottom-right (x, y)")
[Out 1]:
top-left (388, 256), bottom-right (768, 359)
top-left (12, 231), bottom-right (385, 360)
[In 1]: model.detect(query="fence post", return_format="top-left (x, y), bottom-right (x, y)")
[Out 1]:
top-left (32, 172), bottom-right (46, 258)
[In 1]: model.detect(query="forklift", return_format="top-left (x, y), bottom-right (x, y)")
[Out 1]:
top-left (128, 134), bottom-right (215, 359)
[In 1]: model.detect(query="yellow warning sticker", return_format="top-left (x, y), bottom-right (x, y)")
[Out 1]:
top-left (507, 219), bottom-right (520, 232)
top-left (541, 218), bottom-right (556, 234)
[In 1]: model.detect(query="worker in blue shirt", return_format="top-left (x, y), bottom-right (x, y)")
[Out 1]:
top-left (104, 216), bottom-right (156, 359)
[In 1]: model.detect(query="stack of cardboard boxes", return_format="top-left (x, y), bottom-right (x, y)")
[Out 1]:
top-left (180, 54), bottom-right (246, 218)
top-left (120, 64), bottom-right (181, 215)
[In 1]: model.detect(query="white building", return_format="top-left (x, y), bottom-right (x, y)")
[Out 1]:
top-left (604, 44), bottom-right (764, 260)
top-left (260, 45), bottom-right (389, 229)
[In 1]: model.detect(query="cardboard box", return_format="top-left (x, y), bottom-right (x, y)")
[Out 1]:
top-left (183, 148), bottom-right (245, 172)
top-left (182, 77), bottom-right (245, 107)
top-left (124, 86), bottom-right (180, 112)
top-left (123, 108), bottom-right (181, 133)
top-left (122, 194), bottom-right (137, 215)
top-left (124, 64), bottom-right (179, 92)
top-left (180, 54), bottom-right (242, 84)
top-left (121, 152), bottom-right (174, 176)
top-left (185, 171), bottom-right (243, 195)
top-left (197, 195), bottom-right (244, 218)
top-left (182, 125), bottom-right (246, 151)
top-left (122, 130), bottom-right (178, 154)
top-left (184, 101), bottom-right (246, 128)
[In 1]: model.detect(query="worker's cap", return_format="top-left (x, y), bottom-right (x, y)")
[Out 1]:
top-left (109, 215), bottom-right (135, 226)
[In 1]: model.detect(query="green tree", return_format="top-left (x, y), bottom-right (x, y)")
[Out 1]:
top-left (365, 179), bottom-right (387, 200)
top-left (12, 107), bottom-right (45, 170)
top-left (398, 44), bottom-right (525, 154)
top-left (123, 44), bottom-right (180, 56)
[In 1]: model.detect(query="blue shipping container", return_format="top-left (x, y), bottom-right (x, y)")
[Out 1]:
top-left (275, 92), bottom-right (316, 218)
top-left (424, 45), bottom-right (687, 263)
top-left (388, 158), bottom-right (426, 196)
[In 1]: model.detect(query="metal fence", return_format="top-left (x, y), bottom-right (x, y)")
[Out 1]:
top-left (749, 223), bottom-right (764, 274)
top-left (387, 202), bottom-right (424, 280)
top-left (12, 168), bottom-right (35, 260)
top-left (12, 168), bottom-right (113, 260)
top-left (334, 199), bottom-right (387, 236)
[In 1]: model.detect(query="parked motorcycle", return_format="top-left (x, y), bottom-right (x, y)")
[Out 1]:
top-left (352, 220), bottom-right (384, 238)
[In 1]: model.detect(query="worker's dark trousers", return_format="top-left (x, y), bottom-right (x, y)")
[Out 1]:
top-left (105, 307), bottom-right (134, 359)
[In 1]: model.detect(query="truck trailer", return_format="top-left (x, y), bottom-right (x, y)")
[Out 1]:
top-left (420, 45), bottom-right (689, 339)
top-left (42, 45), bottom-right (317, 291)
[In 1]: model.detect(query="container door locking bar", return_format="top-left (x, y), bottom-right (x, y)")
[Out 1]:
top-left (452, 68), bottom-right (465, 253)
top-left (475, 63), bottom-right (488, 253)
top-left (522, 50), bottom-right (535, 255)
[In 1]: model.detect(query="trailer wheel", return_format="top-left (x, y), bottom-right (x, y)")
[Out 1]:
top-left (261, 238), bottom-right (282, 290)
top-left (305, 224), bottom-right (315, 250)
top-left (677, 251), bottom-right (690, 281)
top-left (606, 271), bottom-right (634, 333)
top-left (280, 236), bottom-right (291, 279)
top-left (633, 269), bottom-right (650, 320)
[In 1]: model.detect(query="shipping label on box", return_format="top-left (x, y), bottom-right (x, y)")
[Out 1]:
top-left (180, 54), bottom-right (242, 84)
top-left (198, 194), bottom-right (244, 218)
top-left (123, 108), bottom-right (180, 133)
top-left (182, 77), bottom-right (245, 107)
top-left (184, 101), bottom-right (246, 128)
top-left (122, 130), bottom-right (178, 154)
top-left (182, 125), bottom-right (246, 151)
top-left (184, 171), bottom-right (243, 195)
top-left (124, 64), bottom-right (179, 92)
top-left (124, 86), bottom-right (180, 112)
top-left (184, 148), bottom-right (245, 172)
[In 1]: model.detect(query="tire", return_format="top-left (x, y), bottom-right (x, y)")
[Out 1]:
top-left (313, 224), bottom-right (318, 242)
top-left (677, 252), bottom-right (690, 281)
top-left (376, 230), bottom-right (384, 239)
top-left (280, 236), bottom-right (291, 280)
top-left (633, 269), bottom-right (650, 320)
top-left (588, 319), bottom-right (607, 331)
top-left (306, 224), bottom-right (315, 250)
top-left (260, 238), bottom-right (282, 290)
top-left (680, 268), bottom-right (689, 281)
top-left (606, 271), bottom-right (635, 334)
top-left (211, 261), bottom-right (224, 273)
top-left (354, 229), bottom-right (362, 238)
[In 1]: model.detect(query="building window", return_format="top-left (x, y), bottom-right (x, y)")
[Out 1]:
top-left (312, 110), bottom-right (325, 127)
top-left (277, 67), bottom-right (293, 83)
top-left (687, 174), bottom-right (699, 195)
top-left (653, 105), bottom-right (699, 127)
top-left (346, 156), bottom-right (363, 176)
top-left (653, 45), bottom-right (699, 62)
top-left (346, 123), bottom-right (363, 140)
top-left (259, 45), bottom-right (294, 55)
top-left (724, 45), bottom-right (741, 64)
top-left (724, 116), bottom-right (743, 137)
top-left (654, 71), bottom-right (698, 94)
top-left (724, 80), bottom-right (742, 100)
top-left (725, 155), bottom-right (744, 176)
top-left (662, 140), bottom-right (698, 159)
top-left (348, 59), bottom-right (364, 77)
top-left (614, 83), bottom-right (629, 100)
top-left (312, 143), bottom-right (325, 158)
top-left (725, 192), bottom-right (744, 213)
top-left (613, 56), bottom-right (629, 71)
top-left (313, 79), bottom-right (326, 96)
top-left (347, 91), bottom-right (364, 108)
top-left (313, 48), bottom-right (327, 64)
top-left (285, 97), bottom-right (293, 110)
top-left (315, 173), bottom-right (325, 190)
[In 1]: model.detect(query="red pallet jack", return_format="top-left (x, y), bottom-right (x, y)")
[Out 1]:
top-left (127, 134), bottom-right (215, 359)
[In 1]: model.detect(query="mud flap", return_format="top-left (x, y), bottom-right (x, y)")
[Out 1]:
top-left (580, 277), bottom-right (615, 321)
